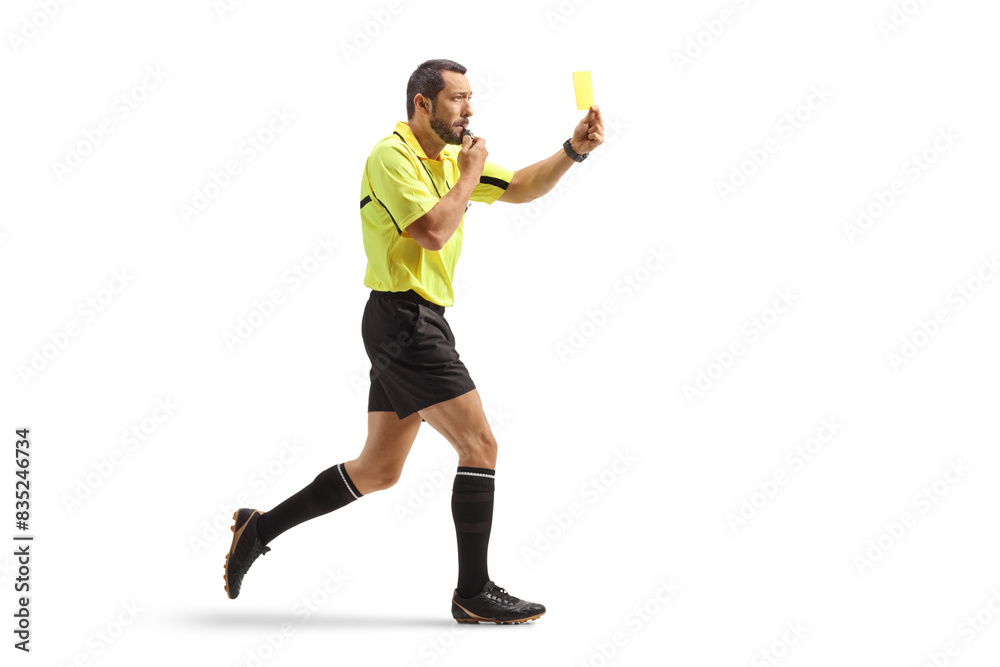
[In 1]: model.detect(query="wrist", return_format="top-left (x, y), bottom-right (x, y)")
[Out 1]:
top-left (454, 171), bottom-right (480, 196)
top-left (563, 138), bottom-right (589, 163)
top-left (457, 171), bottom-right (480, 188)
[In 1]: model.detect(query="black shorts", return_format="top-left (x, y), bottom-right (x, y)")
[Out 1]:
top-left (362, 289), bottom-right (476, 420)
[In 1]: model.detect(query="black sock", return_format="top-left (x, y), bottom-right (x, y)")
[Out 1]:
top-left (452, 466), bottom-right (495, 599)
top-left (256, 462), bottom-right (362, 546)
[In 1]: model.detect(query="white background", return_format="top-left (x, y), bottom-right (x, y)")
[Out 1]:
top-left (2, 0), bottom-right (1000, 665)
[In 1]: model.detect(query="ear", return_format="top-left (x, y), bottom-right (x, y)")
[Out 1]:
top-left (415, 94), bottom-right (430, 115)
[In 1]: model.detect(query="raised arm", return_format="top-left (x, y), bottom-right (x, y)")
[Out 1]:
top-left (499, 105), bottom-right (605, 204)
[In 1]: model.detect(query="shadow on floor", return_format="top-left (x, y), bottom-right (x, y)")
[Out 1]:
top-left (172, 611), bottom-right (467, 629)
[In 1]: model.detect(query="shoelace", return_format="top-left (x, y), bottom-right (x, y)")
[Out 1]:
top-left (487, 585), bottom-right (518, 605)
top-left (240, 537), bottom-right (270, 563)
top-left (232, 541), bottom-right (269, 588)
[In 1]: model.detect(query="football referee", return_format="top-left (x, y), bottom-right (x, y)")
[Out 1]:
top-left (223, 58), bottom-right (605, 624)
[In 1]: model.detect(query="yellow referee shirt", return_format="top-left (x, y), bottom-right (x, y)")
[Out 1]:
top-left (360, 121), bottom-right (514, 307)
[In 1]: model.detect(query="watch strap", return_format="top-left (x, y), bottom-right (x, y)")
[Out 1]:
top-left (563, 138), bottom-right (589, 162)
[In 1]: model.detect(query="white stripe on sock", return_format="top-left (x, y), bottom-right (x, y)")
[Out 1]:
top-left (456, 471), bottom-right (495, 479)
top-left (338, 463), bottom-right (360, 499)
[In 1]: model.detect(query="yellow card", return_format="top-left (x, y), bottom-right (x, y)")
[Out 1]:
top-left (573, 71), bottom-right (594, 111)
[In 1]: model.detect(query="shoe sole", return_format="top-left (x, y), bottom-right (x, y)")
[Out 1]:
top-left (454, 611), bottom-right (545, 625)
top-left (452, 600), bottom-right (545, 624)
top-left (223, 509), bottom-right (257, 599)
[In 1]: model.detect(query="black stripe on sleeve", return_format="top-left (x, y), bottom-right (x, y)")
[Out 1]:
top-left (371, 193), bottom-right (403, 236)
top-left (479, 175), bottom-right (510, 190)
top-left (360, 195), bottom-right (372, 209)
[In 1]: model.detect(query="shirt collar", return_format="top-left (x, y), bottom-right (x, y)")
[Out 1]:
top-left (394, 121), bottom-right (428, 160)
top-left (393, 121), bottom-right (457, 163)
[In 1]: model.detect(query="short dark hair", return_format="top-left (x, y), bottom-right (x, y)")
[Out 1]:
top-left (406, 59), bottom-right (467, 120)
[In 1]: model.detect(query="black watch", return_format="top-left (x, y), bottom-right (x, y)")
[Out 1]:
top-left (563, 138), bottom-right (589, 162)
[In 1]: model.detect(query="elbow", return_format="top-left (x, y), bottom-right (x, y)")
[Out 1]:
top-left (506, 170), bottom-right (549, 204)
top-left (408, 218), bottom-right (445, 251)
top-left (512, 184), bottom-right (541, 204)
top-left (419, 235), bottom-right (445, 251)
top-left (502, 189), bottom-right (534, 205)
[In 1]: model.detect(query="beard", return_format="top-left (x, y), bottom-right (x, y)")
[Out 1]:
top-left (429, 105), bottom-right (464, 145)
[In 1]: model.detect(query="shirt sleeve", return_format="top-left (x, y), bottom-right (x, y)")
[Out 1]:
top-left (365, 144), bottom-right (439, 235)
top-left (469, 160), bottom-right (514, 204)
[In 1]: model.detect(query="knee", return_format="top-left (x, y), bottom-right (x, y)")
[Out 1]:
top-left (462, 432), bottom-right (497, 468)
top-left (372, 467), bottom-right (402, 491)
top-left (362, 463), bottom-right (404, 492)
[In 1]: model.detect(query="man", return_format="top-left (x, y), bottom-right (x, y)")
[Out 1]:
top-left (223, 59), bottom-right (604, 624)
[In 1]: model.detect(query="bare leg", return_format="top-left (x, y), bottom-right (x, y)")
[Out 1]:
top-left (344, 410), bottom-right (423, 495)
top-left (417, 388), bottom-right (497, 468)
